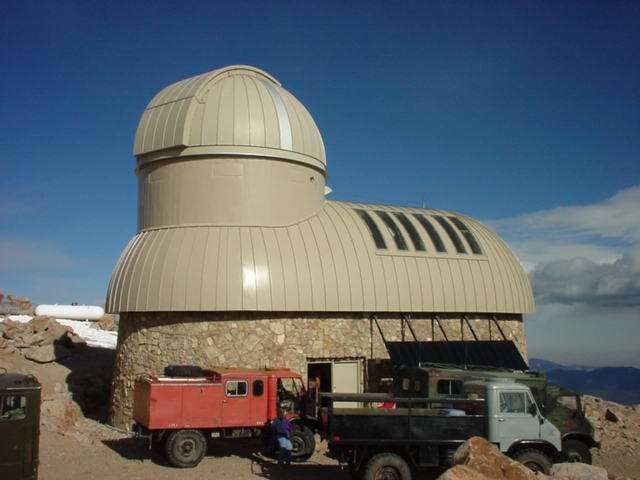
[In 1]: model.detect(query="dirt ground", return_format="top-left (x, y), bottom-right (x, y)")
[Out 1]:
top-left (39, 430), bottom-right (355, 480)
top-left (37, 428), bottom-right (640, 480)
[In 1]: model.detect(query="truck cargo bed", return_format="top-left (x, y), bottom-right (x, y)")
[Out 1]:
top-left (328, 408), bottom-right (486, 444)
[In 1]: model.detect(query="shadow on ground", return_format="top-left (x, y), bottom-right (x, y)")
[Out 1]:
top-left (102, 437), bottom-right (169, 466)
top-left (56, 344), bottom-right (115, 421)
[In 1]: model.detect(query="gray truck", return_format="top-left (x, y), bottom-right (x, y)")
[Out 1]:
top-left (389, 363), bottom-right (598, 464)
top-left (324, 380), bottom-right (565, 480)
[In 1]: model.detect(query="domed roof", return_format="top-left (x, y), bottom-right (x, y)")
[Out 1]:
top-left (133, 65), bottom-right (326, 172)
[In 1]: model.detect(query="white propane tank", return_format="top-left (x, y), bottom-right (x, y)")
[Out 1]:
top-left (35, 304), bottom-right (105, 321)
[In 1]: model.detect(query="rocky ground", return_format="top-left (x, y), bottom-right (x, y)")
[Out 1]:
top-left (1, 306), bottom-right (638, 479)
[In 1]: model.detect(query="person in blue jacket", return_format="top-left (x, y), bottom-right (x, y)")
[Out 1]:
top-left (271, 408), bottom-right (292, 465)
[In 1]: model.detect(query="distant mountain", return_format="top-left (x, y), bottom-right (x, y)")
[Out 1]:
top-left (529, 358), bottom-right (591, 372)
top-left (529, 359), bottom-right (640, 405)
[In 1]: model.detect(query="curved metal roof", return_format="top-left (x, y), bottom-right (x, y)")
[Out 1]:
top-left (133, 65), bottom-right (326, 173)
top-left (106, 201), bottom-right (534, 314)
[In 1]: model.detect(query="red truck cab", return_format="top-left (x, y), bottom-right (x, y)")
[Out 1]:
top-left (133, 366), bottom-right (316, 468)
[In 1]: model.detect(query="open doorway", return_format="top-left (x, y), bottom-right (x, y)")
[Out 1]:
top-left (307, 359), bottom-right (363, 407)
top-left (307, 362), bottom-right (331, 407)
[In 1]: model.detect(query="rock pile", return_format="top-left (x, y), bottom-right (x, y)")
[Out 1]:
top-left (91, 313), bottom-right (118, 332)
top-left (0, 291), bottom-right (34, 315)
top-left (582, 395), bottom-right (640, 455)
top-left (0, 315), bottom-right (86, 362)
top-left (438, 436), bottom-right (619, 480)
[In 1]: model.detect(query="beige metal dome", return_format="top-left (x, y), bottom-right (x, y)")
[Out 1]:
top-left (107, 202), bottom-right (534, 315)
top-left (133, 65), bottom-right (326, 173)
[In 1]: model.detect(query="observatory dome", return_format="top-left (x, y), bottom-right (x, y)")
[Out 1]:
top-left (133, 66), bottom-right (327, 229)
top-left (134, 65), bottom-right (326, 172)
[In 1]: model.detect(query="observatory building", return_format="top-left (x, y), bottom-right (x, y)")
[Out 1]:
top-left (106, 65), bottom-right (534, 427)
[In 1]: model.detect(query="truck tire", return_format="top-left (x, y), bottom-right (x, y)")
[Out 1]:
top-left (289, 425), bottom-right (315, 461)
top-left (165, 429), bottom-right (207, 468)
top-left (362, 453), bottom-right (411, 480)
top-left (562, 439), bottom-right (592, 464)
top-left (513, 449), bottom-right (552, 474)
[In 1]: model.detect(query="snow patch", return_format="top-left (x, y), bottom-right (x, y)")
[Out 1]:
top-left (3, 315), bottom-right (118, 349)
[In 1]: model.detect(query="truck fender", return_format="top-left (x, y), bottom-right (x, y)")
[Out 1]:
top-left (561, 432), bottom-right (600, 449)
top-left (507, 440), bottom-right (560, 460)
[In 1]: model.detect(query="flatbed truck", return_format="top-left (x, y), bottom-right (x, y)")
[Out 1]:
top-left (323, 380), bottom-right (564, 480)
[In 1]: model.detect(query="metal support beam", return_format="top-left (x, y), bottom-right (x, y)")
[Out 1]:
top-left (463, 315), bottom-right (479, 341)
top-left (402, 314), bottom-right (419, 341)
top-left (372, 314), bottom-right (387, 345)
top-left (434, 315), bottom-right (449, 341)
top-left (492, 315), bottom-right (507, 341)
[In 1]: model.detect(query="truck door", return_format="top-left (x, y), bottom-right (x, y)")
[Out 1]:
top-left (221, 379), bottom-right (250, 428)
top-left (495, 390), bottom-right (540, 451)
top-left (0, 394), bottom-right (28, 478)
top-left (250, 377), bottom-right (268, 426)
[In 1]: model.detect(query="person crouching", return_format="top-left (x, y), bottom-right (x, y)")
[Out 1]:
top-left (271, 408), bottom-right (292, 466)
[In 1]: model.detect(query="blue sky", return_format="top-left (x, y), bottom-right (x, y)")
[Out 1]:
top-left (1, 1), bottom-right (639, 366)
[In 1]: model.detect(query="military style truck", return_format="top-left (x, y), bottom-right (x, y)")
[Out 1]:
top-left (392, 363), bottom-right (598, 464)
top-left (132, 366), bottom-right (318, 468)
top-left (0, 372), bottom-right (41, 480)
top-left (380, 339), bottom-right (598, 464)
top-left (324, 380), bottom-right (564, 480)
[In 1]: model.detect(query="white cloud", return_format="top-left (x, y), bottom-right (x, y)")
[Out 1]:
top-left (531, 248), bottom-right (640, 307)
top-left (491, 185), bottom-right (640, 308)
top-left (494, 185), bottom-right (640, 243)
top-left (0, 237), bottom-right (76, 272)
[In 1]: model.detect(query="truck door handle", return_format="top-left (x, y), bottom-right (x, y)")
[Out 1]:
top-left (498, 417), bottom-right (505, 422)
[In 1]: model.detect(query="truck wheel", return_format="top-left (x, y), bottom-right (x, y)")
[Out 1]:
top-left (513, 449), bottom-right (552, 474)
top-left (165, 429), bottom-right (207, 468)
top-left (289, 425), bottom-right (316, 461)
top-left (362, 453), bottom-right (411, 480)
top-left (562, 439), bottom-right (592, 464)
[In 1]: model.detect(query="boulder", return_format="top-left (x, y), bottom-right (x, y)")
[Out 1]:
top-left (550, 463), bottom-right (608, 480)
top-left (604, 409), bottom-right (619, 423)
top-left (23, 343), bottom-right (73, 363)
top-left (0, 337), bottom-right (18, 354)
top-left (1, 319), bottom-right (24, 340)
top-left (63, 330), bottom-right (86, 349)
top-left (442, 436), bottom-right (548, 480)
top-left (438, 465), bottom-right (494, 480)
top-left (92, 314), bottom-right (118, 332)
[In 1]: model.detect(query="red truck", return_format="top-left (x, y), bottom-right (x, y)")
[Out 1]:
top-left (132, 366), bottom-right (318, 468)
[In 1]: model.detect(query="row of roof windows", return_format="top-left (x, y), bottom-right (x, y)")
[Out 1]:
top-left (354, 209), bottom-right (483, 255)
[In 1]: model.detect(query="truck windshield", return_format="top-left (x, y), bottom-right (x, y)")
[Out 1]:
top-left (278, 378), bottom-right (303, 397)
top-left (0, 395), bottom-right (26, 421)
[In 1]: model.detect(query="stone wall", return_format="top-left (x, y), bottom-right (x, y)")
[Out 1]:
top-left (109, 311), bottom-right (525, 428)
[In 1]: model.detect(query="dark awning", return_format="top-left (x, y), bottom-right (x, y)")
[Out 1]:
top-left (385, 340), bottom-right (529, 371)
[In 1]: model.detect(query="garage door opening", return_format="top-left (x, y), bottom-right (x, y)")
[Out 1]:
top-left (308, 362), bottom-right (332, 407)
top-left (307, 359), bottom-right (362, 407)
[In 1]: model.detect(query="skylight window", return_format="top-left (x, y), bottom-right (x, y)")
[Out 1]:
top-left (448, 216), bottom-right (482, 255)
top-left (433, 215), bottom-right (467, 254)
top-left (375, 211), bottom-right (408, 250)
top-left (413, 214), bottom-right (446, 253)
top-left (355, 209), bottom-right (387, 249)
top-left (393, 212), bottom-right (425, 251)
